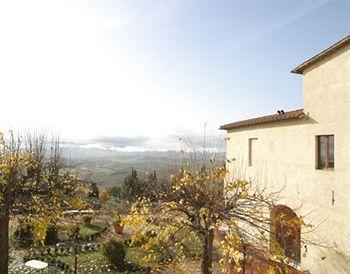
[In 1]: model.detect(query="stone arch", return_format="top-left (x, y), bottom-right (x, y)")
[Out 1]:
top-left (270, 205), bottom-right (301, 264)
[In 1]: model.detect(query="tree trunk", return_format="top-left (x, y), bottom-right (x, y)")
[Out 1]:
top-left (201, 229), bottom-right (214, 274)
top-left (242, 244), bottom-right (246, 274)
top-left (0, 206), bottom-right (10, 274)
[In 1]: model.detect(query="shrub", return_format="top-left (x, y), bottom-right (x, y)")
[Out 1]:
top-left (89, 182), bottom-right (99, 198)
top-left (13, 224), bottom-right (33, 247)
top-left (59, 247), bottom-right (65, 255)
top-left (83, 215), bottom-right (93, 225)
top-left (102, 239), bottom-right (126, 269)
top-left (44, 226), bottom-right (59, 245)
top-left (108, 185), bottom-right (124, 200)
top-left (69, 225), bottom-right (80, 239)
top-left (99, 188), bottom-right (109, 202)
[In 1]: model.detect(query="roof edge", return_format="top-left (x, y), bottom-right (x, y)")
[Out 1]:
top-left (291, 35), bottom-right (350, 74)
top-left (220, 109), bottom-right (305, 130)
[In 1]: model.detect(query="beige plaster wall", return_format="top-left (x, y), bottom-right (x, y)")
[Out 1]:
top-left (224, 44), bottom-right (350, 273)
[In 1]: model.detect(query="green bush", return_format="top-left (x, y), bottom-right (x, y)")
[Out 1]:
top-left (13, 224), bottom-right (33, 247)
top-left (44, 226), bottom-right (59, 245)
top-left (69, 225), bottom-right (80, 239)
top-left (14, 223), bottom-right (60, 247)
top-left (107, 185), bottom-right (124, 200)
top-left (102, 239), bottom-right (126, 269)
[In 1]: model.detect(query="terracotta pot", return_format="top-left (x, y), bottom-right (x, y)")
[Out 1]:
top-left (113, 223), bottom-right (124, 234)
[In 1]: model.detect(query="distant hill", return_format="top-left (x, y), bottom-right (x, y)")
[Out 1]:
top-left (64, 146), bottom-right (225, 189)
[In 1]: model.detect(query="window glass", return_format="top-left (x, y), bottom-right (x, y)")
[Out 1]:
top-left (317, 135), bottom-right (334, 169)
top-left (318, 136), bottom-right (327, 169)
top-left (329, 135), bottom-right (334, 164)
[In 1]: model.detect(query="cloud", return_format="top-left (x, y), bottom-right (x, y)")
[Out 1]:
top-left (92, 136), bottom-right (150, 148)
top-left (67, 132), bottom-right (226, 153)
top-left (161, 133), bottom-right (225, 151)
top-left (80, 143), bottom-right (152, 152)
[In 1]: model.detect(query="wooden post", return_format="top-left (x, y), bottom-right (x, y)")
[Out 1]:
top-left (74, 244), bottom-right (78, 274)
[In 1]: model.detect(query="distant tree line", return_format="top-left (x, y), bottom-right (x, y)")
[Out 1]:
top-left (100, 169), bottom-right (165, 203)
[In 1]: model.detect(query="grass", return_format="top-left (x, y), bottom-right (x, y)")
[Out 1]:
top-left (79, 224), bottom-right (102, 237)
top-left (57, 246), bottom-right (147, 273)
top-left (126, 246), bottom-right (145, 263)
top-left (59, 251), bottom-right (111, 273)
top-left (57, 220), bottom-right (105, 241)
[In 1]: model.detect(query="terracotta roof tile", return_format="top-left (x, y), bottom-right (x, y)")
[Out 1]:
top-left (220, 109), bottom-right (305, 130)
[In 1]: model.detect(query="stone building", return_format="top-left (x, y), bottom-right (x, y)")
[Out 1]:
top-left (220, 35), bottom-right (350, 273)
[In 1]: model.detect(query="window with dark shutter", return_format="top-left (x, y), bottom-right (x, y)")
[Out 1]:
top-left (317, 135), bottom-right (334, 169)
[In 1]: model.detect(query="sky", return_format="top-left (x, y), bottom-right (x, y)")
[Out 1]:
top-left (0, 0), bottom-right (349, 151)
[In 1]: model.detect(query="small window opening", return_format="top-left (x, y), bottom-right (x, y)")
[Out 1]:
top-left (316, 135), bottom-right (334, 169)
top-left (248, 138), bottom-right (258, 166)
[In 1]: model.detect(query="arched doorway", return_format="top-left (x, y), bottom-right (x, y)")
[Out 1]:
top-left (270, 205), bottom-right (301, 264)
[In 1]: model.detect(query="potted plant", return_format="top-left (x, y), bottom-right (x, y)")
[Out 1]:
top-left (113, 211), bottom-right (124, 234)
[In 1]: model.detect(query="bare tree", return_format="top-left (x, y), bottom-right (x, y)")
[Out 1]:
top-left (0, 132), bottom-right (82, 274)
top-left (125, 154), bottom-right (320, 274)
